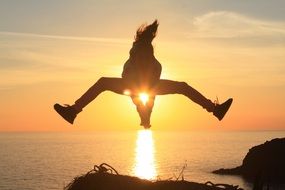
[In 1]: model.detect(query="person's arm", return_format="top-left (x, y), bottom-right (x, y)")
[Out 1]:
top-left (121, 59), bottom-right (131, 78)
top-left (152, 58), bottom-right (162, 81)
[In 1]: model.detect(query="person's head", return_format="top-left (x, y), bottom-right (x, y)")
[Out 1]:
top-left (130, 20), bottom-right (159, 60)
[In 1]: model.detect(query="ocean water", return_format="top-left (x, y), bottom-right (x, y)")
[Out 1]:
top-left (0, 130), bottom-right (285, 190)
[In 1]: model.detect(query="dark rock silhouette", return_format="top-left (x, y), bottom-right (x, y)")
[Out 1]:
top-left (213, 138), bottom-right (285, 183)
top-left (65, 173), bottom-right (244, 190)
top-left (65, 163), bottom-right (243, 190)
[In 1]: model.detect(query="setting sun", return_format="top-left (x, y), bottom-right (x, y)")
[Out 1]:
top-left (139, 93), bottom-right (149, 106)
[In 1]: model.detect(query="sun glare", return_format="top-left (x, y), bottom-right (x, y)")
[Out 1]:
top-left (123, 89), bottom-right (131, 96)
top-left (139, 93), bottom-right (149, 105)
top-left (134, 130), bottom-right (157, 180)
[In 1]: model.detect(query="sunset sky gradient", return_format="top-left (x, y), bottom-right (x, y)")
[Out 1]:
top-left (1, 0), bottom-right (285, 131)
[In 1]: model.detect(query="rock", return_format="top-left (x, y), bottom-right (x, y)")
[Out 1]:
top-left (213, 166), bottom-right (242, 175)
top-left (65, 164), bottom-right (243, 190)
top-left (213, 138), bottom-right (285, 183)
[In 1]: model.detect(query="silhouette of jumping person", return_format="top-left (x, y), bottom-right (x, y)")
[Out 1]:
top-left (54, 20), bottom-right (233, 128)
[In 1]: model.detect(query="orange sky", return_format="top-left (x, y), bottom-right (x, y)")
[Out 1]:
top-left (1, 1), bottom-right (285, 131)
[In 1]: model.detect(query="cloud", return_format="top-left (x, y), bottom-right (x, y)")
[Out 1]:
top-left (0, 32), bottom-right (129, 89)
top-left (190, 11), bottom-right (285, 39)
top-left (0, 31), bottom-right (129, 44)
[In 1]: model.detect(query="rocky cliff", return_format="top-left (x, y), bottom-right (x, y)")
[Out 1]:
top-left (213, 138), bottom-right (285, 183)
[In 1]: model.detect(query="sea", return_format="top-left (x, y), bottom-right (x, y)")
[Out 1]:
top-left (0, 130), bottom-right (285, 190)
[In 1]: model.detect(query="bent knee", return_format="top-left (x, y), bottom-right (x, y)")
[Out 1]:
top-left (96, 77), bottom-right (125, 94)
top-left (177, 81), bottom-right (188, 89)
top-left (98, 77), bottom-right (107, 83)
top-left (97, 77), bottom-right (113, 86)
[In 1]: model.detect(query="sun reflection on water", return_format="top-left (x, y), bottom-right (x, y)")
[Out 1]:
top-left (134, 129), bottom-right (157, 180)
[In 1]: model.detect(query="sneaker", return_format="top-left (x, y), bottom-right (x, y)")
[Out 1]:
top-left (54, 103), bottom-right (77, 124)
top-left (213, 98), bottom-right (233, 121)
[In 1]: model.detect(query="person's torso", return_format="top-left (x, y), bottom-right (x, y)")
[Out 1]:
top-left (122, 57), bottom-right (162, 88)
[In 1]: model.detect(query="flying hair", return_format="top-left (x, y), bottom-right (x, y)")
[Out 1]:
top-left (134, 20), bottom-right (159, 43)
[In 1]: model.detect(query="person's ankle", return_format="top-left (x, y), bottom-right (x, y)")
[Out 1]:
top-left (205, 99), bottom-right (215, 112)
top-left (71, 104), bottom-right (82, 113)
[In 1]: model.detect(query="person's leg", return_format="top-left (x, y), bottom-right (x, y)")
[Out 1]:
top-left (153, 79), bottom-right (233, 120)
top-left (54, 77), bottom-right (127, 124)
top-left (73, 77), bottom-right (126, 112)
top-left (154, 79), bottom-right (215, 112)
top-left (131, 95), bottom-right (155, 128)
